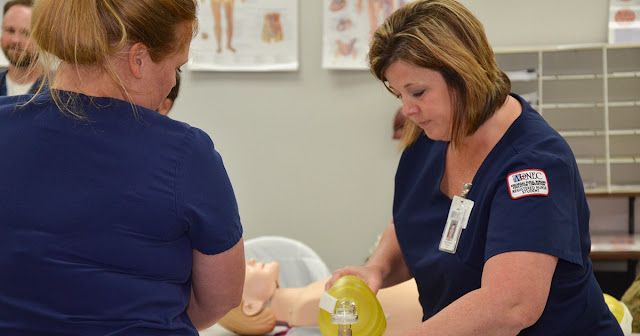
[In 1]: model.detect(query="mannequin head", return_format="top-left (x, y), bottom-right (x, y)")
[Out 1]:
top-left (218, 258), bottom-right (280, 335)
top-left (217, 305), bottom-right (276, 335)
top-left (242, 258), bottom-right (279, 315)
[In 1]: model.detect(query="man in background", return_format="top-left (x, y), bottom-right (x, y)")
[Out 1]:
top-left (392, 106), bottom-right (406, 140)
top-left (0, 0), bottom-right (42, 96)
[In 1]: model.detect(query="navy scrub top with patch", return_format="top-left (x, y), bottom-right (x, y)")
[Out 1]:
top-left (0, 91), bottom-right (243, 335)
top-left (393, 94), bottom-right (622, 335)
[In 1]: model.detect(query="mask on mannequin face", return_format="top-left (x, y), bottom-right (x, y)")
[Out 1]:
top-left (242, 258), bottom-right (280, 316)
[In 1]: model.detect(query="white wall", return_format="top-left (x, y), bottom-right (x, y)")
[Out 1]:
top-left (170, 0), bottom-right (636, 271)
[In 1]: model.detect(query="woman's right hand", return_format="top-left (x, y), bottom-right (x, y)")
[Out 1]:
top-left (325, 223), bottom-right (409, 294)
top-left (324, 264), bottom-right (384, 294)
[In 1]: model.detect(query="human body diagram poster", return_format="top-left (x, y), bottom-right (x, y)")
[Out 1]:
top-left (322, 0), bottom-right (414, 70)
top-left (190, 0), bottom-right (298, 71)
top-left (609, 0), bottom-right (640, 43)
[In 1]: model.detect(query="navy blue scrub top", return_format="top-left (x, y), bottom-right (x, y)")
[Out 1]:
top-left (0, 91), bottom-right (243, 335)
top-left (0, 70), bottom-right (45, 96)
top-left (393, 94), bottom-right (622, 335)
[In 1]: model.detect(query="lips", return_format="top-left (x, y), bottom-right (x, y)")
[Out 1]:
top-left (416, 120), bottom-right (430, 128)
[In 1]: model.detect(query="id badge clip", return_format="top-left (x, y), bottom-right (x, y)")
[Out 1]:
top-left (439, 183), bottom-right (474, 254)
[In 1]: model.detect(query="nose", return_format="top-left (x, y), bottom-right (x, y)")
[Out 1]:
top-left (401, 100), bottom-right (419, 117)
top-left (9, 33), bottom-right (23, 46)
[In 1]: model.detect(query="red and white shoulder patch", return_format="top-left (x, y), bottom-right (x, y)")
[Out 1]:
top-left (507, 169), bottom-right (549, 199)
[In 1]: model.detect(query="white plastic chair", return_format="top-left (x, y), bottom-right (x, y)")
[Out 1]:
top-left (244, 236), bottom-right (331, 288)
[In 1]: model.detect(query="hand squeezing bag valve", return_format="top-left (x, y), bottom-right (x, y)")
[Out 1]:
top-left (318, 275), bottom-right (386, 336)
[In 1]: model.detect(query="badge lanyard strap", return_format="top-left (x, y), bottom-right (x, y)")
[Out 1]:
top-left (461, 183), bottom-right (472, 199)
top-left (455, 183), bottom-right (472, 213)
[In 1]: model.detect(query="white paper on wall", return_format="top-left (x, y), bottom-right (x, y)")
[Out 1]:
top-left (609, 0), bottom-right (640, 43)
top-left (322, 0), bottom-right (416, 70)
top-left (189, 0), bottom-right (299, 72)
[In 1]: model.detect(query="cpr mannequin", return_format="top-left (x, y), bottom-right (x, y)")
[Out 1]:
top-left (218, 259), bottom-right (422, 336)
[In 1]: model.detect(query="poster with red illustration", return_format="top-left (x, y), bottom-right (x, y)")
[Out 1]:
top-left (322, 0), bottom-right (418, 69)
top-left (609, 0), bottom-right (640, 43)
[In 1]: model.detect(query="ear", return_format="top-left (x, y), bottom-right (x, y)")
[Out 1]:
top-left (156, 98), bottom-right (173, 115)
top-left (242, 299), bottom-right (264, 316)
top-left (128, 42), bottom-right (150, 79)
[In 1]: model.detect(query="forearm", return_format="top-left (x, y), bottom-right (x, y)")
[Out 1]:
top-left (187, 291), bottom-right (239, 330)
top-left (365, 223), bottom-right (411, 288)
top-left (406, 252), bottom-right (555, 335)
top-left (406, 288), bottom-right (529, 336)
top-left (188, 240), bottom-right (245, 330)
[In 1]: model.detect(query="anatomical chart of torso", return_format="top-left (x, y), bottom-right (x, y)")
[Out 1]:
top-left (190, 0), bottom-right (298, 71)
top-left (322, 0), bottom-right (415, 69)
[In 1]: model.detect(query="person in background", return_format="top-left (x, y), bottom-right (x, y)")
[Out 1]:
top-left (0, 0), bottom-right (244, 335)
top-left (392, 106), bottom-right (405, 140)
top-left (0, 0), bottom-right (43, 96)
top-left (157, 71), bottom-right (181, 115)
top-left (326, 1), bottom-right (623, 335)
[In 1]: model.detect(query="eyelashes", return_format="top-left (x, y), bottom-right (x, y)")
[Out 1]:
top-left (394, 90), bottom-right (425, 99)
top-left (411, 90), bottom-right (425, 98)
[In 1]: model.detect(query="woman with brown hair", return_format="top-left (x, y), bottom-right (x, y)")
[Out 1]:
top-left (326, 0), bottom-right (623, 335)
top-left (0, 0), bottom-right (244, 334)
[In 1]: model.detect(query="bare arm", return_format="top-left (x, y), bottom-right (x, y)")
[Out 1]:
top-left (188, 238), bottom-right (245, 331)
top-left (326, 222), bottom-right (411, 293)
top-left (406, 251), bottom-right (557, 336)
top-left (365, 222), bottom-right (412, 289)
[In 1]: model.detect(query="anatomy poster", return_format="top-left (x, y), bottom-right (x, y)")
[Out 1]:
top-left (190, 0), bottom-right (298, 71)
top-left (323, 0), bottom-right (414, 70)
top-left (609, 0), bottom-right (640, 43)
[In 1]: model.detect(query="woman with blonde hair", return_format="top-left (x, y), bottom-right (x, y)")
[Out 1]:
top-left (0, 0), bottom-right (244, 335)
top-left (326, 0), bottom-right (623, 335)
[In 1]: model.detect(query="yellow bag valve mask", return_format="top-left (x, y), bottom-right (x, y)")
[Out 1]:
top-left (318, 275), bottom-right (386, 336)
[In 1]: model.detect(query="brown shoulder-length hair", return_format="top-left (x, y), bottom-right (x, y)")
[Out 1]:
top-left (369, 0), bottom-right (510, 149)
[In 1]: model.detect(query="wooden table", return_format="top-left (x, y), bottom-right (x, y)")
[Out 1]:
top-left (591, 234), bottom-right (640, 261)
top-left (591, 234), bottom-right (640, 297)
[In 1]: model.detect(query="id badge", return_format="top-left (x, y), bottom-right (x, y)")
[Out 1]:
top-left (439, 195), bottom-right (474, 254)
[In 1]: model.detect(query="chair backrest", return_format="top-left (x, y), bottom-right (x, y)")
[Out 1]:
top-left (244, 236), bottom-right (331, 288)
